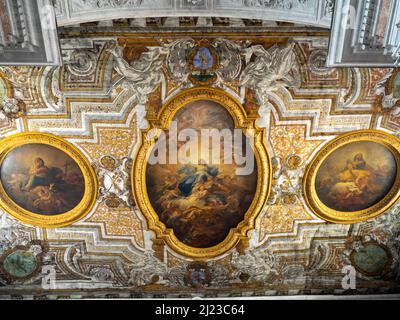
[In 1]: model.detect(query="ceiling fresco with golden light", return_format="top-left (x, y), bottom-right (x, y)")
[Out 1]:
top-left (0, 26), bottom-right (400, 298)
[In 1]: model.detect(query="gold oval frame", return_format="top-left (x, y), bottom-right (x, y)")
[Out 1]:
top-left (132, 87), bottom-right (271, 259)
top-left (303, 130), bottom-right (400, 224)
top-left (0, 132), bottom-right (98, 228)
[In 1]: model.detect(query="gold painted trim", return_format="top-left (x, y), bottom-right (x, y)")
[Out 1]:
top-left (132, 87), bottom-right (271, 259)
top-left (386, 69), bottom-right (400, 97)
top-left (0, 70), bottom-right (13, 99)
top-left (303, 130), bottom-right (400, 224)
top-left (0, 132), bottom-right (98, 228)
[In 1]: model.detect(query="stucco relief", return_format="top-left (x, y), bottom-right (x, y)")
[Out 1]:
top-left (0, 29), bottom-right (400, 298)
top-left (240, 43), bottom-right (300, 110)
top-left (107, 46), bottom-right (166, 105)
top-left (74, 0), bottom-right (143, 8)
top-left (243, 0), bottom-right (312, 9)
top-left (56, 0), bottom-right (331, 27)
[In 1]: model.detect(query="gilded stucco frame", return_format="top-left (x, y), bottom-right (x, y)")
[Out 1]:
top-left (303, 130), bottom-right (400, 224)
top-left (0, 132), bottom-right (98, 228)
top-left (132, 87), bottom-right (271, 259)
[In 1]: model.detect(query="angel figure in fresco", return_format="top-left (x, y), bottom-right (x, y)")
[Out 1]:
top-left (32, 184), bottom-right (71, 213)
top-left (177, 161), bottom-right (219, 197)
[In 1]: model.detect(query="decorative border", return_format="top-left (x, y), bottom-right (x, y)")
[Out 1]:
top-left (0, 70), bottom-right (13, 98)
top-left (303, 130), bottom-right (400, 224)
top-left (0, 132), bottom-right (98, 227)
top-left (132, 87), bottom-right (271, 259)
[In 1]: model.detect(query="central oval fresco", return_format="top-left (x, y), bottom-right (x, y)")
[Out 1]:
top-left (133, 88), bottom-right (271, 258)
top-left (146, 100), bottom-right (258, 248)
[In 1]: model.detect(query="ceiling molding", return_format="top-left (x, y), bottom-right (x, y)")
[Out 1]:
top-left (0, 0), bottom-right (61, 66)
top-left (327, 0), bottom-right (400, 67)
top-left (54, 0), bottom-right (333, 28)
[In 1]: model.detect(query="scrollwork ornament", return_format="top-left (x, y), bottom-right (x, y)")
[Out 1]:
top-left (79, 0), bottom-right (143, 8)
top-left (128, 251), bottom-right (168, 286)
top-left (94, 156), bottom-right (134, 208)
top-left (231, 249), bottom-right (279, 283)
top-left (0, 98), bottom-right (25, 122)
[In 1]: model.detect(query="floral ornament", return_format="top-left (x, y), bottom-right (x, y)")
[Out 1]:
top-left (182, 0), bottom-right (205, 6)
top-left (79, 0), bottom-right (143, 8)
top-left (231, 249), bottom-right (279, 283)
top-left (89, 266), bottom-right (115, 282)
top-left (0, 97), bottom-right (25, 122)
top-left (0, 210), bottom-right (30, 255)
top-left (268, 155), bottom-right (303, 205)
top-left (128, 251), bottom-right (168, 286)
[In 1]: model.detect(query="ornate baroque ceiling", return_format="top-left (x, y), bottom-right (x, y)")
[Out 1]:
top-left (0, 18), bottom-right (400, 298)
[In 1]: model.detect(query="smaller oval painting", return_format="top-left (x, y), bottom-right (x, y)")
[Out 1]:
top-left (304, 130), bottom-right (400, 223)
top-left (0, 144), bottom-right (85, 215)
top-left (2, 250), bottom-right (38, 278)
top-left (193, 47), bottom-right (214, 70)
top-left (350, 242), bottom-right (392, 276)
top-left (315, 141), bottom-right (397, 212)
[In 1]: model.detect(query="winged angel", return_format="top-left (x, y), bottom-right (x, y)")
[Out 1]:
top-left (107, 45), bottom-right (166, 105)
top-left (240, 42), bottom-right (299, 108)
top-left (107, 41), bottom-right (299, 109)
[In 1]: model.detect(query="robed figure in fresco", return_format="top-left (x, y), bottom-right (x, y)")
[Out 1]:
top-left (146, 100), bottom-right (258, 248)
top-left (2, 145), bottom-right (85, 216)
top-left (316, 148), bottom-right (396, 212)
